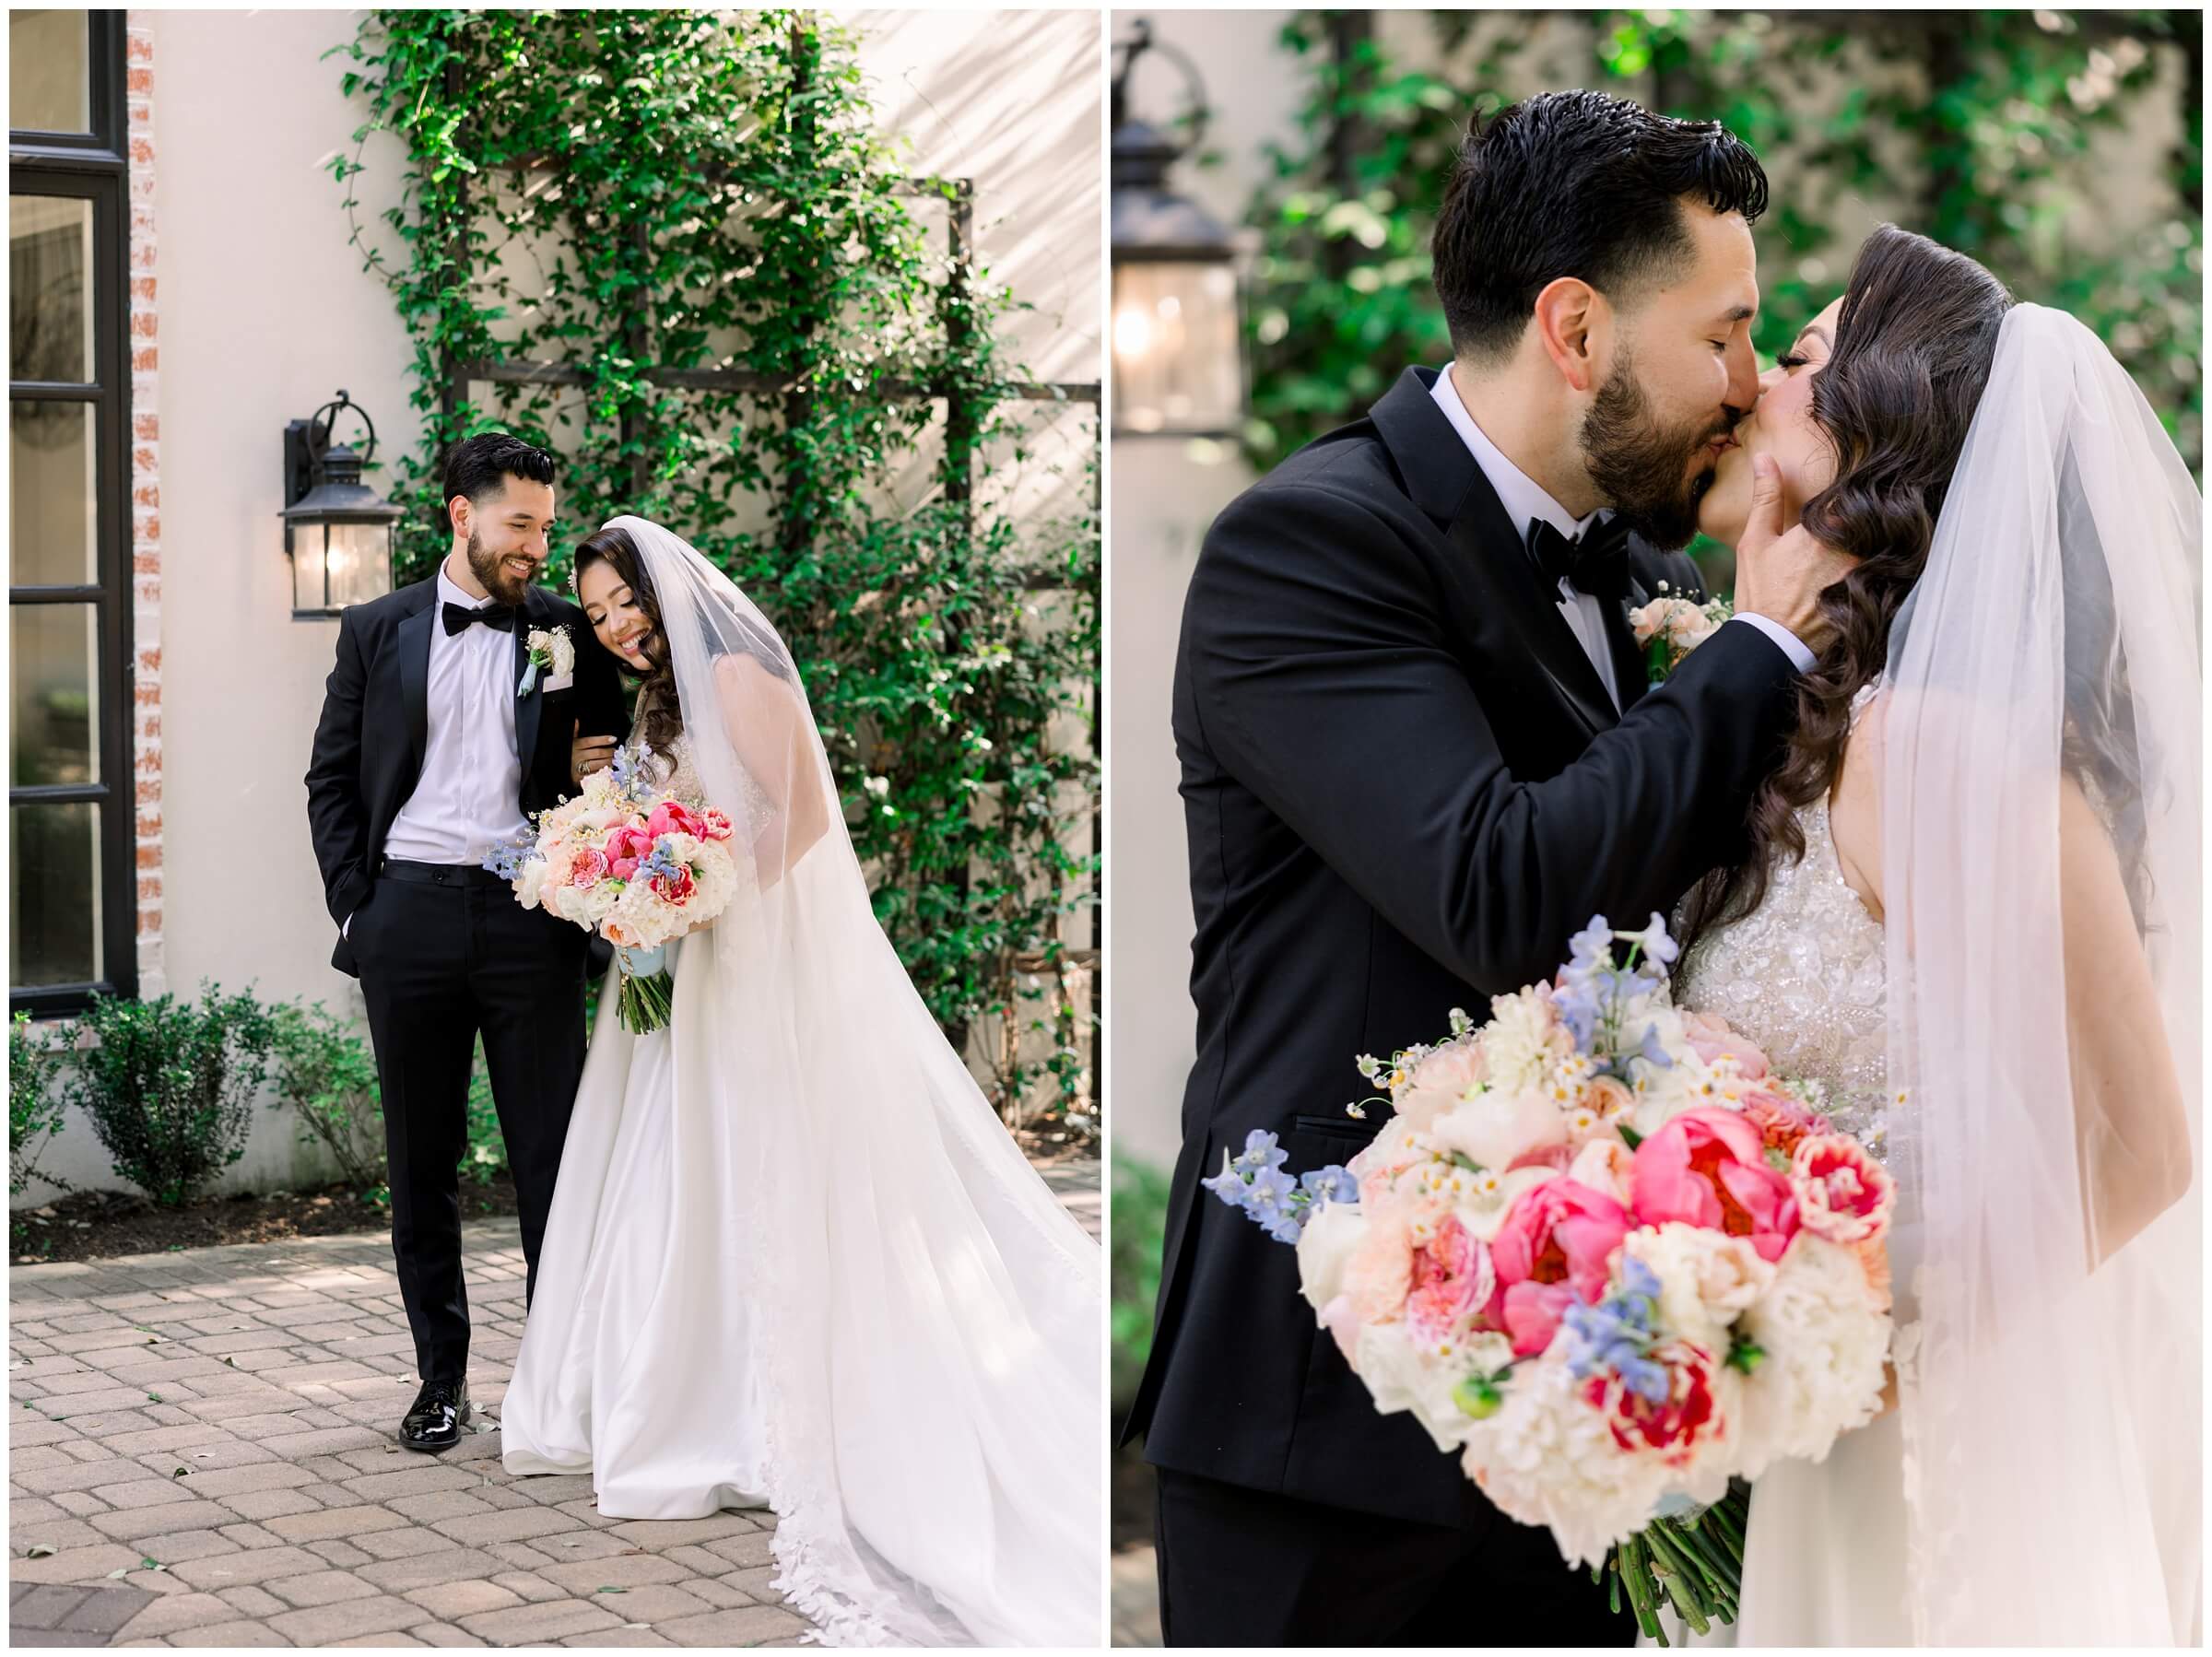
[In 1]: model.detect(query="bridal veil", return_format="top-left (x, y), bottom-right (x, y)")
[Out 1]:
top-left (605, 515), bottom-right (1102, 1646)
top-left (1881, 306), bottom-right (2201, 1644)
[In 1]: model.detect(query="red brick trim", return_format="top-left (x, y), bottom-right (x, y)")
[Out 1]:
top-left (126, 12), bottom-right (163, 994)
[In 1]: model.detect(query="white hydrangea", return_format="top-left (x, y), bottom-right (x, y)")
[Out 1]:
top-left (1623, 1222), bottom-right (1775, 1352)
top-left (1463, 1352), bottom-right (1671, 1569)
top-left (1733, 1234), bottom-right (1891, 1479)
top-left (1481, 987), bottom-right (1567, 1097)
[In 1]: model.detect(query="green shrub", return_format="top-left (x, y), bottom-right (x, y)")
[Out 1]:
top-left (1111, 1158), bottom-right (1174, 1418)
top-left (268, 1002), bottom-right (387, 1195)
top-left (63, 986), bottom-right (277, 1206)
top-left (9, 1011), bottom-right (73, 1198)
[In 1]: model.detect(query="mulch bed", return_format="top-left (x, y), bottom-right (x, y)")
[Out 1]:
top-left (11, 1175), bottom-right (522, 1266)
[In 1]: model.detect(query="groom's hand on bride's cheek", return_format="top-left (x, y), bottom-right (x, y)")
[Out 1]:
top-left (572, 722), bottom-right (618, 784)
top-left (1733, 452), bottom-right (1855, 652)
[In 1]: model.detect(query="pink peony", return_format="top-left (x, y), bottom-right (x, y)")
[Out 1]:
top-left (1680, 1010), bottom-right (1771, 1079)
top-left (570, 848), bottom-right (610, 891)
top-left (1487, 1179), bottom-right (1631, 1354)
top-left (645, 800), bottom-right (707, 841)
top-left (1405, 1217), bottom-right (1494, 1347)
top-left (1789, 1134), bottom-right (1894, 1246)
top-left (1632, 1108), bottom-right (1800, 1263)
top-left (1500, 1280), bottom-right (1578, 1357)
top-left (697, 806), bottom-right (735, 842)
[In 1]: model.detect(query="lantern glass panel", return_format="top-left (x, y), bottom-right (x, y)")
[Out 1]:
top-left (1112, 260), bottom-right (1240, 435)
top-left (291, 523), bottom-right (327, 612)
top-left (325, 520), bottom-right (392, 607)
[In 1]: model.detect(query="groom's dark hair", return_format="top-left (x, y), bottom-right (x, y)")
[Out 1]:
top-left (441, 432), bottom-right (556, 532)
top-left (1433, 89), bottom-right (1769, 361)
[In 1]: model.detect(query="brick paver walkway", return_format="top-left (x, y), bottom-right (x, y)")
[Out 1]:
top-left (10, 1155), bottom-right (1100, 1648)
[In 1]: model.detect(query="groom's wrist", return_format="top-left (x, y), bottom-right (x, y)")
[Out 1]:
top-left (1728, 612), bottom-right (1817, 674)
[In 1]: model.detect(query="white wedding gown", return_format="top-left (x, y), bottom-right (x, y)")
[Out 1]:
top-left (1665, 690), bottom-right (1911, 1647)
top-left (500, 729), bottom-right (1101, 1646)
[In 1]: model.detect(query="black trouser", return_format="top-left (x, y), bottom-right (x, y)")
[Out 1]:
top-left (1153, 1464), bottom-right (1635, 1647)
top-left (352, 860), bottom-right (589, 1385)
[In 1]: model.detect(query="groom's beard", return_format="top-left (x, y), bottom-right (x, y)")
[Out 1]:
top-left (1581, 356), bottom-right (1731, 552)
top-left (466, 529), bottom-right (533, 606)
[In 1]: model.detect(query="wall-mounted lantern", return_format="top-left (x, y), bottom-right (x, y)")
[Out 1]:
top-left (1111, 18), bottom-right (1245, 439)
top-left (280, 390), bottom-right (401, 617)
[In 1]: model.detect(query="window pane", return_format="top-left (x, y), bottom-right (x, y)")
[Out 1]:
top-left (9, 11), bottom-right (90, 136)
top-left (10, 400), bottom-right (97, 585)
top-left (12, 602), bottom-right (98, 786)
top-left (11, 801), bottom-right (101, 989)
top-left (10, 195), bottom-right (94, 384)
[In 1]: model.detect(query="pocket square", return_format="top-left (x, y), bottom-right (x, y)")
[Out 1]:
top-left (542, 672), bottom-right (575, 693)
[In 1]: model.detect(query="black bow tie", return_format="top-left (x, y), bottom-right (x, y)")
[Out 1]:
top-left (1528, 516), bottom-right (1634, 601)
top-left (443, 600), bottom-right (517, 637)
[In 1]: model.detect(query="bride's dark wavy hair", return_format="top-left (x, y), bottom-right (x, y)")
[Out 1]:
top-left (574, 525), bottom-right (685, 755)
top-left (1677, 225), bottom-right (2014, 951)
top-left (574, 523), bottom-right (801, 758)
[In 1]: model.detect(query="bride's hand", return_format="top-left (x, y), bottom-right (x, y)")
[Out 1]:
top-left (1732, 452), bottom-right (1856, 651)
top-left (572, 721), bottom-right (619, 785)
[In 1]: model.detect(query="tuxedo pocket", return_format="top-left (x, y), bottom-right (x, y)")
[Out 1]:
top-left (542, 672), bottom-right (574, 693)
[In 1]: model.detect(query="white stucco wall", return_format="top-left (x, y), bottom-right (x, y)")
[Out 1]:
top-left (1105, 9), bottom-right (1298, 1176)
top-left (18, 7), bottom-right (1101, 1205)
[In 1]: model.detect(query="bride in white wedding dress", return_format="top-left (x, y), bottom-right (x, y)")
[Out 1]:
top-left (496, 516), bottom-right (1101, 1647)
top-left (1665, 229), bottom-right (2199, 1645)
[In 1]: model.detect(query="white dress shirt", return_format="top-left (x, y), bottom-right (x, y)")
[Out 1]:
top-left (1429, 365), bottom-right (1815, 698)
top-left (383, 558), bottom-right (530, 865)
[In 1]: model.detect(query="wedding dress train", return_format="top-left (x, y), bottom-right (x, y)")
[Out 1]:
top-left (499, 519), bottom-right (1102, 1648)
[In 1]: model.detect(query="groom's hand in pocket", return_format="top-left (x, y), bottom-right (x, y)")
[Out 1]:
top-left (572, 721), bottom-right (618, 785)
top-left (1734, 451), bottom-right (1855, 651)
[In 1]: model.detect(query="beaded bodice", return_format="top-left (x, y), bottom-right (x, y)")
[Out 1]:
top-left (634, 726), bottom-right (777, 847)
top-left (1672, 693), bottom-right (1893, 1159)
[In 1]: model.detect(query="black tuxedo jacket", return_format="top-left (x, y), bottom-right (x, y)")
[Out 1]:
top-left (1131, 367), bottom-right (1800, 1527)
top-left (304, 576), bottom-right (628, 978)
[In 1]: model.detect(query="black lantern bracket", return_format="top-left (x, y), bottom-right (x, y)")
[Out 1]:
top-left (1110, 18), bottom-right (1231, 264)
top-left (282, 390), bottom-right (381, 540)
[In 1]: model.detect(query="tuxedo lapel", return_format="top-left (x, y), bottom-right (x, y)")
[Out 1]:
top-left (397, 600), bottom-right (434, 783)
top-left (1374, 370), bottom-right (1619, 741)
top-left (1602, 582), bottom-right (1649, 711)
top-left (513, 587), bottom-right (547, 787)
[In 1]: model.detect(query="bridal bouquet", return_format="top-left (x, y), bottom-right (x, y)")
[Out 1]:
top-left (1206, 916), bottom-right (1894, 1641)
top-left (1630, 586), bottom-right (1734, 686)
top-left (484, 745), bottom-right (738, 1033)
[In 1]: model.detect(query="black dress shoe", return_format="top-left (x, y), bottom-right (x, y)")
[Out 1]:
top-left (399, 1379), bottom-right (471, 1452)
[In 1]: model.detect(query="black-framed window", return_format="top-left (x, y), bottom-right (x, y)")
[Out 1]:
top-left (11, 9), bottom-right (135, 1017)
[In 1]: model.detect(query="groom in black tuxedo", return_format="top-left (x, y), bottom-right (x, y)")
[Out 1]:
top-left (1132, 92), bottom-right (1854, 1644)
top-left (305, 434), bottom-right (626, 1451)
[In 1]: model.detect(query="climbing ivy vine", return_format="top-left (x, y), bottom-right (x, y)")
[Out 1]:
top-left (1241, 9), bottom-right (2202, 507)
top-left (327, 9), bottom-right (1099, 1129)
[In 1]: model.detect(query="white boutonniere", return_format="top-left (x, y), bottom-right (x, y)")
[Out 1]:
top-left (518, 625), bottom-right (576, 697)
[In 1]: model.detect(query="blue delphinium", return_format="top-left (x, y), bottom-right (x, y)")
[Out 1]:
top-left (479, 834), bottom-right (540, 882)
top-left (1561, 1257), bottom-right (1670, 1404)
top-left (1204, 1129), bottom-right (1354, 1245)
top-left (608, 741), bottom-right (650, 801)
